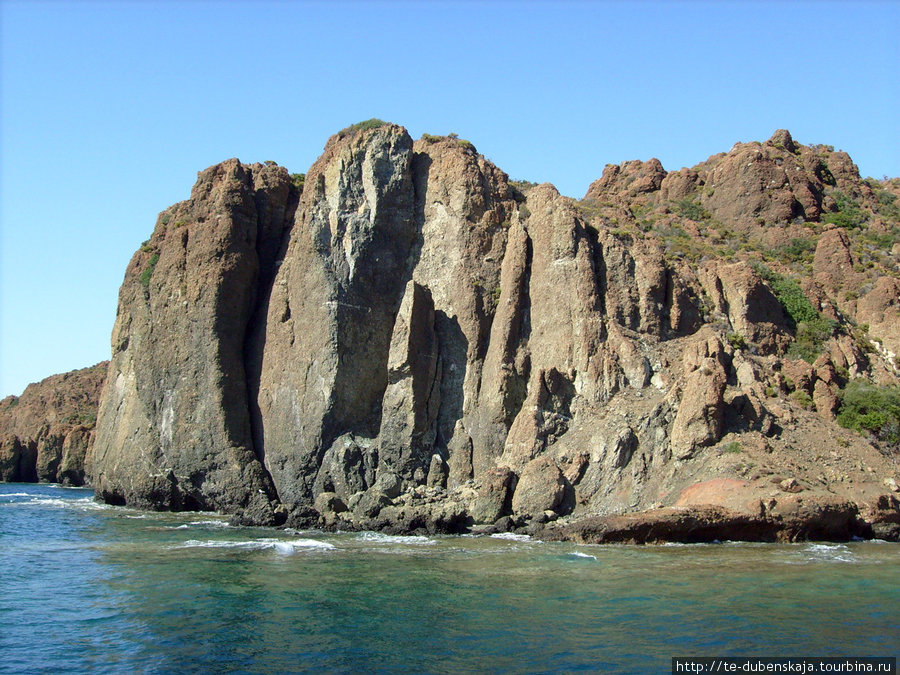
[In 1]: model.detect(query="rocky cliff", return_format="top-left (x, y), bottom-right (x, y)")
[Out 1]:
top-left (0, 362), bottom-right (107, 485)
top-left (22, 122), bottom-right (900, 542)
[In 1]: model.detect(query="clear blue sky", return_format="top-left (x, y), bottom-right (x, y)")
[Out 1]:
top-left (1, 0), bottom-right (898, 397)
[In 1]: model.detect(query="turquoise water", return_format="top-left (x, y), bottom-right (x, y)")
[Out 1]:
top-left (2, 484), bottom-right (898, 674)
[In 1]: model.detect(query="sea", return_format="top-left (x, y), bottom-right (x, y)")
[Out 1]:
top-left (2, 483), bottom-right (898, 674)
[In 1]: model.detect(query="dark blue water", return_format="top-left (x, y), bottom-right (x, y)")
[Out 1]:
top-left (2, 483), bottom-right (898, 674)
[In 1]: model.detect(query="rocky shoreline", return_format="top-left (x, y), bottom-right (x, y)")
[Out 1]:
top-left (4, 122), bottom-right (900, 545)
top-left (277, 481), bottom-right (900, 544)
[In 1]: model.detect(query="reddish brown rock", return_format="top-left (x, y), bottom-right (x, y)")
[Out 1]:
top-left (585, 158), bottom-right (666, 206)
top-left (670, 332), bottom-right (728, 458)
top-left (856, 276), bottom-right (900, 364)
top-left (0, 362), bottom-right (107, 485)
top-left (540, 497), bottom-right (864, 544)
top-left (813, 229), bottom-right (862, 304)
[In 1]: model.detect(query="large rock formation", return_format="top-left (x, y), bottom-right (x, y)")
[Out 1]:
top-left (0, 362), bottom-right (107, 485)
top-left (90, 159), bottom-right (296, 519)
top-left (16, 122), bottom-right (900, 542)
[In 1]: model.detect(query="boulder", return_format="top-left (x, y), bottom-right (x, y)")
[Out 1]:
top-left (470, 466), bottom-right (517, 524)
top-left (510, 456), bottom-right (567, 519)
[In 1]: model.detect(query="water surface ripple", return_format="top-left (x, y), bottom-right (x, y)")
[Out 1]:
top-left (2, 484), bottom-right (898, 673)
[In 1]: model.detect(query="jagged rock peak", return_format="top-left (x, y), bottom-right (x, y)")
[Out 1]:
top-left (767, 129), bottom-right (797, 154)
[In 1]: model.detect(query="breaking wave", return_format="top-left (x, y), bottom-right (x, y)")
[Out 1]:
top-left (355, 532), bottom-right (436, 546)
top-left (490, 532), bottom-right (531, 542)
top-left (176, 538), bottom-right (335, 553)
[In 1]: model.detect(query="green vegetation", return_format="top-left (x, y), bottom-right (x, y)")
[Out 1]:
top-left (822, 190), bottom-right (868, 229)
top-left (140, 252), bottom-right (160, 288)
top-left (339, 118), bottom-right (388, 136)
top-left (655, 224), bottom-right (712, 262)
top-left (751, 262), bottom-right (814, 325)
top-left (291, 173), bottom-right (305, 192)
top-left (773, 237), bottom-right (816, 265)
top-left (139, 240), bottom-right (153, 253)
top-left (751, 261), bottom-right (836, 363)
top-left (837, 380), bottom-right (900, 450)
top-left (811, 160), bottom-right (836, 186)
top-left (575, 198), bottom-right (608, 222)
top-left (510, 179), bottom-right (539, 191)
top-left (851, 324), bottom-right (876, 354)
top-left (859, 225), bottom-right (900, 251)
top-left (791, 390), bottom-right (813, 409)
top-left (418, 132), bottom-right (475, 151)
top-left (726, 332), bottom-right (748, 350)
top-left (789, 317), bottom-right (837, 363)
top-left (63, 411), bottom-right (97, 428)
top-left (873, 186), bottom-right (900, 220)
top-left (721, 441), bottom-right (742, 454)
top-left (673, 197), bottom-right (711, 222)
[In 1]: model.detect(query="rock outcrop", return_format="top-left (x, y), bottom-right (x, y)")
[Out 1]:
top-left (91, 159), bottom-right (296, 519)
top-left (12, 122), bottom-right (899, 543)
top-left (0, 362), bottom-right (107, 485)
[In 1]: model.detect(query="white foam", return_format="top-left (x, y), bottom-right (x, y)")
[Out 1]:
top-left (12, 496), bottom-right (109, 510)
top-left (356, 532), bottom-right (436, 545)
top-left (1, 492), bottom-right (39, 498)
top-left (490, 532), bottom-right (531, 542)
top-left (780, 543), bottom-right (858, 565)
top-left (284, 538), bottom-right (336, 550)
top-left (569, 551), bottom-right (597, 560)
top-left (272, 538), bottom-right (336, 554)
top-left (804, 543), bottom-right (856, 562)
top-left (187, 519), bottom-right (231, 528)
top-left (273, 541), bottom-right (296, 555)
top-left (176, 538), bottom-right (335, 552)
top-left (178, 539), bottom-right (270, 550)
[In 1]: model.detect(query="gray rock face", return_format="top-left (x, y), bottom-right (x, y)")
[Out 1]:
top-left (470, 466), bottom-right (516, 524)
top-left (670, 332), bottom-right (728, 459)
top-left (256, 125), bottom-right (418, 507)
top-left (378, 281), bottom-right (442, 482)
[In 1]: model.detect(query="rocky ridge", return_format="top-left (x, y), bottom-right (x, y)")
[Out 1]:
top-left (7, 123), bottom-right (900, 543)
top-left (0, 362), bottom-right (107, 485)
